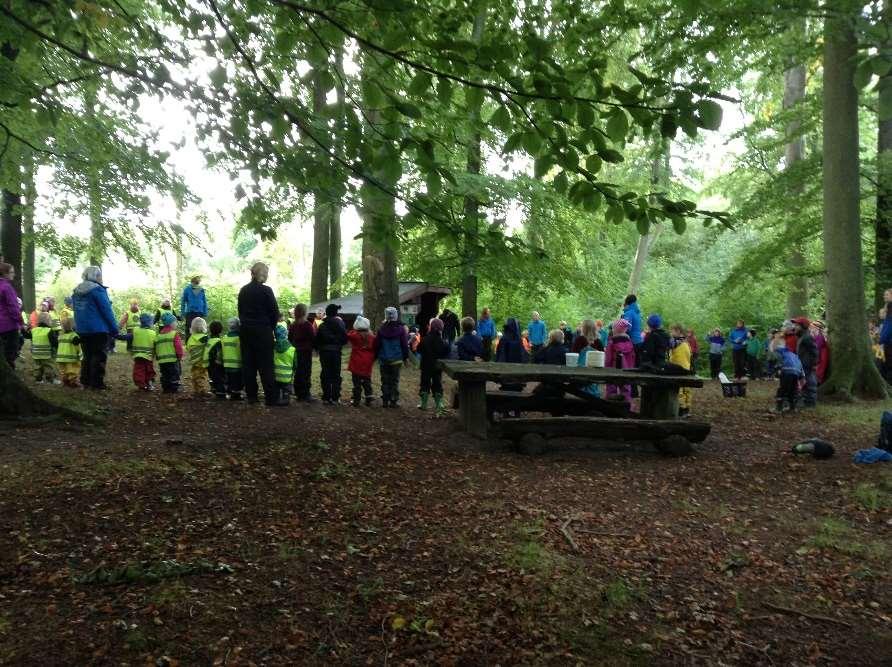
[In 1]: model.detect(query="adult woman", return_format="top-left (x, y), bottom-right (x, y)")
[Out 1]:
top-left (237, 262), bottom-right (281, 406)
top-left (571, 319), bottom-right (604, 354)
top-left (71, 266), bottom-right (119, 389)
top-left (0, 263), bottom-right (24, 369)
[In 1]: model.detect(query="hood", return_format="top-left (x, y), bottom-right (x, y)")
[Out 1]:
top-left (377, 321), bottom-right (404, 338)
top-left (503, 318), bottom-right (520, 339)
top-left (275, 337), bottom-right (291, 353)
top-left (73, 280), bottom-right (102, 297)
top-left (623, 302), bottom-right (641, 315)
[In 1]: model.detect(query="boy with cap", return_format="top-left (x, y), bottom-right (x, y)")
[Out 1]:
top-left (347, 316), bottom-right (376, 406)
top-left (374, 306), bottom-right (409, 408)
top-left (315, 303), bottom-right (348, 405)
top-left (155, 311), bottom-right (184, 393)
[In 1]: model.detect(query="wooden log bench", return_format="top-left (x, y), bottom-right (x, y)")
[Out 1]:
top-left (495, 416), bottom-right (711, 456)
top-left (485, 390), bottom-right (631, 420)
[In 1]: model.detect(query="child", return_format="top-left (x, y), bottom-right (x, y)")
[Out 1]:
top-left (455, 316), bottom-right (484, 361)
top-left (573, 320), bottom-right (602, 398)
top-left (745, 328), bottom-right (762, 380)
top-left (374, 306), bottom-right (409, 408)
top-left (273, 324), bottom-right (295, 405)
top-left (605, 318), bottom-right (634, 402)
top-left (315, 303), bottom-right (348, 405)
top-left (418, 317), bottom-right (451, 414)
top-left (706, 328), bottom-right (725, 379)
top-left (520, 329), bottom-right (532, 355)
top-left (222, 317), bottom-right (243, 400)
top-left (289, 303), bottom-right (315, 402)
top-left (55, 318), bottom-right (81, 387)
top-left (125, 312), bottom-right (157, 390)
top-left (155, 299), bottom-right (181, 330)
top-left (28, 311), bottom-right (60, 384)
top-left (186, 317), bottom-right (209, 396)
top-left (640, 314), bottom-right (669, 371)
top-left (669, 324), bottom-right (693, 418)
top-left (155, 311), bottom-right (184, 393)
top-left (119, 299), bottom-right (140, 351)
top-left (347, 316), bottom-right (375, 407)
top-left (533, 329), bottom-right (568, 365)
top-left (205, 320), bottom-right (227, 399)
top-left (775, 346), bottom-right (805, 413)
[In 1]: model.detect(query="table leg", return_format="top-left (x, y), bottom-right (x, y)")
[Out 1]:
top-left (458, 380), bottom-right (488, 439)
top-left (640, 386), bottom-right (679, 419)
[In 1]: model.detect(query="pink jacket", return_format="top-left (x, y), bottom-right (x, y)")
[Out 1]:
top-left (605, 334), bottom-right (635, 370)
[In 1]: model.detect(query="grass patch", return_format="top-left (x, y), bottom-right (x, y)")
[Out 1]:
top-left (814, 398), bottom-right (892, 427)
top-left (852, 477), bottom-right (892, 511)
top-left (806, 518), bottom-right (888, 561)
top-left (506, 520), bottom-right (558, 573)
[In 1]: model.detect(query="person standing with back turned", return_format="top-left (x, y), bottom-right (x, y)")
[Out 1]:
top-left (180, 276), bottom-right (208, 341)
top-left (237, 262), bottom-right (282, 406)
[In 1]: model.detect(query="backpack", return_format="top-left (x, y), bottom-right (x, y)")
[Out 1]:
top-left (879, 411), bottom-right (892, 453)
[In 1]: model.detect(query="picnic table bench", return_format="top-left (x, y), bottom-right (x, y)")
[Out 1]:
top-left (440, 360), bottom-right (709, 455)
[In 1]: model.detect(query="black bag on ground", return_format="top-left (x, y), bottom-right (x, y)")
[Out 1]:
top-left (879, 411), bottom-right (892, 453)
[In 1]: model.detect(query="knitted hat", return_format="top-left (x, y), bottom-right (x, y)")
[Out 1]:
top-left (428, 317), bottom-right (444, 333)
top-left (325, 303), bottom-right (341, 317)
top-left (354, 316), bottom-right (371, 331)
top-left (275, 324), bottom-right (288, 340)
top-left (227, 317), bottom-right (240, 331)
top-left (613, 318), bottom-right (631, 334)
top-left (191, 317), bottom-right (208, 334)
top-left (139, 313), bottom-right (155, 328)
top-left (384, 306), bottom-right (399, 322)
top-left (161, 312), bottom-right (176, 326)
top-left (647, 314), bottom-right (662, 329)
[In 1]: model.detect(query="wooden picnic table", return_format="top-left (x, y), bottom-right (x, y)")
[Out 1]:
top-left (440, 360), bottom-right (705, 441)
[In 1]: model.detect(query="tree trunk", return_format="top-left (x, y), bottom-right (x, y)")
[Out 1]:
top-left (85, 85), bottom-right (104, 267)
top-left (22, 160), bottom-right (36, 312)
top-left (461, 7), bottom-right (486, 318)
top-left (310, 71), bottom-right (330, 304)
top-left (820, 3), bottom-right (888, 399)
top-left (329, 51), bottom-right (345, 299)
top-left (627, 140), bottom-right (668, 295)
top-left (875, 30), bottom-right (892, 312)
top-left (783, 59), bottom-right (809, 317)
top-left (0, 190), bottom-right (23, 296)
top-left (359, 99), bottom-right (399, 329)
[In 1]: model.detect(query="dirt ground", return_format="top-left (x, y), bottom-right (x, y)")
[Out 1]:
top-left (1, 352), bottom-right (891, 666)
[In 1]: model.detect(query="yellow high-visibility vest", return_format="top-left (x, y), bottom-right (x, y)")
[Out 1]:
top-left (132, 327), bottom-right (157, 361)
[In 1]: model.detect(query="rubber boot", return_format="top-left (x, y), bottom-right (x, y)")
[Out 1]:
top-left (434, 393), bottom-right (445, 417)
top-left (417, 392), bottom-right (429, 410)
top-left (774, 398), bottom-right (785, 414)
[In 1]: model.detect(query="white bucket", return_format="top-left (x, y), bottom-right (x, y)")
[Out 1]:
top-left (586, 350), bottom-right (605, 368)
top-left (565, 353), bottom-right (579, 366)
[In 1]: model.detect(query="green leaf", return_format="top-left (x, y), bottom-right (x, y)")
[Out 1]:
top-left (488, 106), bottom-right (513, 132)
top-left (582, 190), bottom-right (603, 213)
top-left (534, 155), bottom-right (554, 179)
top-left (466, 86), bottom-right (485, 111)
top-left (577, 103), bottom-right (595, 128)
top-left (426, 171), bottom-right (442, 197)
top-left (695, 99), bottom-right (723, 131)
top-left (606, 204), bottom-right (624, 224)
top-left (209, 65), bottom-right (227, 89)
top-left (395, 102), bottom-right (422, 119)
top-left (605, 111), bottom-right (629, 143)
top-left (553, 171), bottom-right (568, 194)
top-left (659, 114), bottom-right (677, 139)
top-left (361, 79), bottom-right (386, 109)
top-left (522, 132), bottom-right (544, 155)
top-left (437, 77), bottom-right (452, 105)
top-left (672, 217), bottom-right (687, 234)
top-left (598, 149), bottom-right (624, 163)
top-left (503, 132), bottom-right (524, 154)
top-left (408, 72), bottom-right (432, 96)
top-left (585, 155), bottom-right (602, 174)
top-left (636, 217), bottom-right (651, 235)
top-left (871, 55), bottom-right (892, 77)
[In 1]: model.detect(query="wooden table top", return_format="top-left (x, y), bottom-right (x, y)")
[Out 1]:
top-left (439, 360), bottom-right (705, 388)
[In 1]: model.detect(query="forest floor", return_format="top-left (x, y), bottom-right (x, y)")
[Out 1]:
top-left (2, 353), bottom-right (892, 666)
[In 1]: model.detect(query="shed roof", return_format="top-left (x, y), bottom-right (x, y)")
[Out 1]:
top-left (308, 281), bottom-right (450, 316)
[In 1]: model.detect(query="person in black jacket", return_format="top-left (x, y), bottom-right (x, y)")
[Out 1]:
top-left (315, 303), bottom-right (348, 404)
top-left (440, 308), bottom-right (460, 345)
top-left (640, 314), bottom-right (670, 371)
top-left (418, 317), bottom-right (451, 414)
top-left (237, 262), bottom-right (282, 406)
top-left (496, 317), bottom-right (527, 393)
top-left (793, 316), bottom-right (818, 407)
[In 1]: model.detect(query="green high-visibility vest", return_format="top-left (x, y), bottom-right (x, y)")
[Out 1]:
top-left (155, 330), bottom-right (178, 364)
top-left (221, 333), bottom-right (241, 370)
top-left (132, 327), bottom-right (157, 361)
top-left (203, 337), bottom-right (221, 365)
top-left (48, 310), bottom-right (61, 331)
top-left (126, 310), bottom-right (140, 329)
top-left (31, 327), bottom-right (53, 360)
top-left (56, 332), bottom-right (80, 363)
top-left (187, 334), bottom-right (207, 366)
top-left (274, 346), bottom-right (295, 384)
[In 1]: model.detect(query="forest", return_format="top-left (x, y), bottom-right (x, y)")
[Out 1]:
top-left (1, 1), bottom-right (892, 664)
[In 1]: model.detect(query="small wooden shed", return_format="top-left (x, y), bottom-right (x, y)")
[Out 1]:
top-left (308, 282), bottom-right (451, 331)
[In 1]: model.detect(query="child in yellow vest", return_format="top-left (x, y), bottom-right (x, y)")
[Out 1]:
top-left (205, 320), bottom-right (227, 399)
top-left (120, 312), bottom-right (158, 390)
top-left (273, 324), bottom-right (295, 405)
top-left (156, 311), bottom-right (184, 393)
top-left (669, 323), bottom-right (693, 418)
top-left (56, 318), bottom-right (81, 387)
top-left (186, 317), bottom-right (209, 395)
top-left (119, 298), bottom-right (141, 351)
top-left (28, 312), bottom-right (60, 384)
top-left (221, 317), bottom-right (243, 400)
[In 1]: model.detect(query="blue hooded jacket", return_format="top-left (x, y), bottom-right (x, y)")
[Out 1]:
top-left (72, 270), bottom-right (118, 335)
top-left (880, 304), bottom-right (892, 345)
top-left (622, 302), bottom-right (643, 345)
top-left (729, 326), bottom-right (748, 351)
top-left (181, 284), bottom-right (208, 316)
top-left (777, 347), bottom-right (804, 376)
top-left (527, 318), bottom-right (547, 345)
top-left (477, 315), bottom-right (496, 338)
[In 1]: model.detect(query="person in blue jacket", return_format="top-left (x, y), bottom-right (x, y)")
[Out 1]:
top-left (728, 319), bottom-right (749, 379)
top-left (527, 311), bottom-right (547, 353)
top-left (879, 288), bottom-right (892, 382)
top-left (621, 294), bottom-right (644, 348)
top-left (477, 307), bottom-right (496, 361)
top-left (71, 266), bottom-right (119, 390)
top-left (775, 346), bottom-right (804, 413)
top-left (180, 275), bottom-right (208, 340)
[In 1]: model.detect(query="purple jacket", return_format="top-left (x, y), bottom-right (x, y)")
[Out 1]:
top-left (0, 278), bottom-right (22, 334)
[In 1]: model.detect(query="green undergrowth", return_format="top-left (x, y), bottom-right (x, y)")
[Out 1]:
top-left (813, 397), bottom-right (892, 428)
top-left (806, 518), bottom-right (889, 561)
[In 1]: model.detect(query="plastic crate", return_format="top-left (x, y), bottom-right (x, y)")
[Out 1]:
top-left (721, 382), bottom-right (747, 398)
